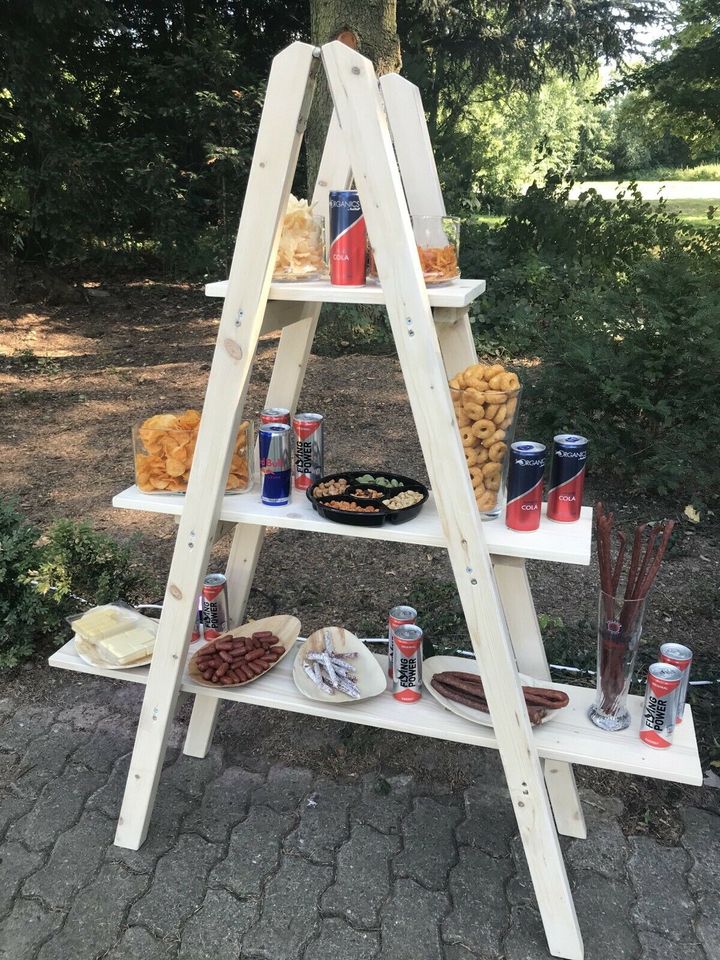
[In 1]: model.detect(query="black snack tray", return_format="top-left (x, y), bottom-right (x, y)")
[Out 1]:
top-left (313, 494), bottom-right (388, 527)
top-left (308, 471), bottom-right (430, 526)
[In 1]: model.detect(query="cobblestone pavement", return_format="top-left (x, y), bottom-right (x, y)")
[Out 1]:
top-left (1, 680), bottom-right (718, 960)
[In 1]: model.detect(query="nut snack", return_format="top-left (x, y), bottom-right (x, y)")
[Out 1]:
top-left (449, 363), bottom-right (522, 518)
top-left (134, 411), bottom-right (251, 494)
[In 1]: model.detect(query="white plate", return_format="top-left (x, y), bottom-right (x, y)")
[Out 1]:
top-left (293, 626), bottom-right (387, 703)
top-left (423, 655), bottom-right (567, 728)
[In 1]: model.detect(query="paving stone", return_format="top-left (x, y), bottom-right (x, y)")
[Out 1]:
top-left (129, 833), bottom-right (221, 938)
top-left (105, 925), bottom-right (176, 959)
top-left (0, 705), bottom-right (57, 753)
top-left (682, 806), bottom-right (720, 891)
top-left (284, 780), bottom-right (356, 864)
top-left (0, 897), bottom-right (65, 960)
top-left (455, 785), bottom-right (515, 858)
top-left (629, 836), bottom-right (695, 941)
top-left (0, 841), bottom-right (45, 917)
top-left (13, 725), bottom-right (88, 798)
top-left (36, 862), bottom-right (148, 960)
top-left (573, 870), bottom-right (641, 960)
top-left (503, 903), bottom-right (553, 960)
top-left (242, 855), bottom-right (332, 960)
top-left (322, 823), bottom-right (400, 928)
top-left (182, 767), bottom-right (263, 842)
top-left (23, 810), bottom-right (114, 908)
top-left (163, 749), bottom-right (223, 799)
top-left (7, 764), bottom-right (105, 850)
top-left (353, 774), bottom-right (411, 835)
top-left (694, 895), bottom-right (720, 959)
top-left (70, 722), bottom-right (133, 773)
top-left (251, 764), bottom-right (313, 813)
top-left (106, 785), bottom-right (195, 874)
top-left (178, 887), bottom-right (257, 960)
top-left (305, 917), bottom-right (379, 960)
top-left (0, 697), bottom-right (16, 723)
top-left (442, 846), bottom-right (513, 958)
top-left (86, 752), bottom-right (131, 816)
top-left (0, 794), bottom-right (34, 841)
top-left (380, 878), bottom-right (448, 960)
top-left (57, 702), bottom-right (112, 728)
top-left (638, 931), bottom-right (707, 960)
top-left (506, 835), bottom-right (534, 906)
top-left (565, 813), bottom-right (628, 879)
top-left (394, 796), bottom-right (462, 890)
top-left (210, 805), bottom-right (294, 897)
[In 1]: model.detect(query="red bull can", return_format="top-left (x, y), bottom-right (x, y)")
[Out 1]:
top-left (387, 604), bottom-right (417, 679)
top-left (392, 624), bottom-right (424, 703)
top-left (292, 413), bottom-right (323, 491)
top-left (659, 643), bottom-right (693, 723)
top-left (329, 190), bottom-right (366, 286)
top-left (505, 441), bottom-right (546, 532)
top-left (201, 573), bottom-right (229, 640)
top-left (640, 662), bottom-right (682, 748)
top-left (547, 434), bottom-right (588, 522)
top-left (259, 423), bottom-right (291, 505)
top-left (260, 407), bottom-right (291, 425)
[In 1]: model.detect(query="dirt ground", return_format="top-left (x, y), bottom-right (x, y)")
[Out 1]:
top-left (1, 279), bottom-right (718, 841)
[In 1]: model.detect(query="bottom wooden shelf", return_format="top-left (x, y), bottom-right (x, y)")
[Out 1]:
top-left (49, 639), bottom-right (703, 786)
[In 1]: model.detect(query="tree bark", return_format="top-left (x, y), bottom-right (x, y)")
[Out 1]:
top-left (306, 0), bottom-right (401, 191)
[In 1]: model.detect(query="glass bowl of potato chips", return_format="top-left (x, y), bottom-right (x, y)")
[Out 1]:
top-left (273, 196), bottom-right (326, 281)
top-left (133, 410), bottom-right (252, 494)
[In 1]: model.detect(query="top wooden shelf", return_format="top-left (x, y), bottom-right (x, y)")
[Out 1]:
top-left (204, 277), bottom-right (486, 309)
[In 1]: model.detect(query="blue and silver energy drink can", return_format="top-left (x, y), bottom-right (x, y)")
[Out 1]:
top-left (259, 423), bottom-right (291, 506)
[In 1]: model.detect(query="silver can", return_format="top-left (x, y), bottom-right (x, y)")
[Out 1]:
top-left (201, 573), bottom-right (229, 640)
top-left (387, 604), bottom-right (417, 679)
top-left (659, 643), bottom-right (693, 723)
top-left (392, 624), bottom-right (423, 703)
top-left (292, 413), bottom-right (324, 491)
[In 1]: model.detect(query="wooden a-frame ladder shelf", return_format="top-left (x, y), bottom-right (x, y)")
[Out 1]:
top-left (48, 42), bottom-right (702, 960)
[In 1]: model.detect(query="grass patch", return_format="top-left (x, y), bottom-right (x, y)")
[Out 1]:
top-left (649, 198), bottom-right (718, 228)
top-left (595, 164), bottom-right (720, 181)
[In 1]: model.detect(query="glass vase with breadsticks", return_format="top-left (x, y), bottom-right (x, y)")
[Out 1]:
top-left (449, 362), bottom-right (522, 519)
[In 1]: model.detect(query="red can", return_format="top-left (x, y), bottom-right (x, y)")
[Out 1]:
top-left (392, 624), bottom-right (424, 703)
top-left (329, 190), bottom-right (366, 286)
top-left (387, 604), bottom-right (417, 679)
top-left (640, 662), bottom-right (682, 748)
top-left (292, 413), bottom-right (324, 490)
top-left (547, 434), bottom-right (588, 522)
top-left (505, 441), bottom-right (546, 532)
top-left (659, 643), bottom-right (693, 724)
top-left (201, 573), bottom-right (229, 640)
top-left (261, 407), bottom-right (291, 425)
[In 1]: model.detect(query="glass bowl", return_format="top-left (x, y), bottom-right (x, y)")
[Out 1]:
top-left (368, 215), bottom-right (461, 286)
top-left (273, 212), bottom-right (326, 282)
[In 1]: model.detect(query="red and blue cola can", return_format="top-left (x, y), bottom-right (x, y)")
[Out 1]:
top-left (259, 422), bottom-right (291, 505)
top-left (260, 407), bottom-right (291, 426)
top-left (329, 189), bottom-right (366, 286)
top-left (392, 624), bottom-right (424, 703)
top-left (292, 413), bottom-right (324, 491)
top-left (659, 643), bottom-right (693, 724)
top-left (201, 573), bottom-right (229, 640)
top-left (640, 662), bottom-right (682, 748)
top-left (506, 441), bottom-right (546, 532)
top-left (387, 604), bottom-right (417, 679)
top-left (547, 434), bottom-right (588, 522)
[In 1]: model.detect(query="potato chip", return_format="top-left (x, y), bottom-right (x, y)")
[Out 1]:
top-left (274, 196), bottom-right (325, 280)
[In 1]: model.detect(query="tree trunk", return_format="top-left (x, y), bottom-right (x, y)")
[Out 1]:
top-left (306, 0), bottom-right (400, 192)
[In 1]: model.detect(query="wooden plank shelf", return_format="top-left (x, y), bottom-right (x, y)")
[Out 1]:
top-left (205, 277), bottom-right (486, 309)
top-left (112, 485), bottom-right (593, 566)
top-left (49, 639), bottom-right (703, 787)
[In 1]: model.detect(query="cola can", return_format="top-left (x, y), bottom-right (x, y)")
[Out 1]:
top-left (191, 593), bottom-right (203, 643)
top-left (260, 407), bottom-right (291, 426)
top-left (640, 662), bottom-right (682, 748)
top-left (547, 434), bottom-right (588, 522)
top-left (659, 643), bottom-right (693, 724)
top-left (505, 441), bottom-right (546, 531)
top-left (201, 573), bottom-right (229, 640)
top-left (259, 423), bottom-right (291, 505)
top-left (392, 624), bottom-right (424, 703)
top-left (387, 604), bottom-right (417, 679)
top-left (329, 189), bottom-right (367, 286)
top-left (293, 413), bottom-right (324, 490)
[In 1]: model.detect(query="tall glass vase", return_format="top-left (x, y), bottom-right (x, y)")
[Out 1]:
top-left (588, 591), bottom-right (647, 731)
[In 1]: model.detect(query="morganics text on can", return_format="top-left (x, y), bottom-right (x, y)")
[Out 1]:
top-left (201, 573), bottom-right (229, 640)
top-left (387, 604), bottom-right (417, 679)
top-left (659, 643), bottom-right (693, 723)
top-left (329, 190), bottom-right (367, 286)
top-left (505, 441), bottom-right (546, 532)
top-left (547, 434), bottom-right (588, 522)
top-left (293, 413), bottom-right (324, 491)
top-left (640, 662), bottom-right (682, 748)
top-left (259, 423), bottom-right (291, 505)
top-left (392, 624), bottom-right (424, 703)
top-left (260, 407), bottom-right (291, 425)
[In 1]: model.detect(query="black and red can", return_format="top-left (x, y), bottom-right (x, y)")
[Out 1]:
top-left (505, 441), bottom-right (546, 532)
top-left (387, 604), bottom-right (417, 679)
top-left (292, 413), bottom-right (324, 491)
top-left (329, 189), bottom-right (366, 286)
top-left (260, 407), bottom-right (291, 426)
top-left (659, 643), bottom-right (693, 724)
top-left (201, 573), bottom-right (229, 640)
top-left (640, 662), bottom-right (682, 748)
top-left (547, 434), bottom-right (587, 522)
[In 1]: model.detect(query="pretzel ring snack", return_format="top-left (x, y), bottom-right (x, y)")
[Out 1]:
top-left (464, 402), bottom-right (486, 422)
top-left (482, 429), bottom-right (505, 449)
top-left (464, 447), bottom-right (479, 467)
top-left (469, 467), bottom-right (484, 489)
top-left (488, 373), bottom-right (506, 390)
top-left (503, 372), bottom-right (520, 391)
top-left (484, 390), bottom-right (507, 404)
top-left (489, 441), bottom-right (507, 463)
top-left (448, 377), bottom-right (461, 390)
top-left (475, 446), bottom-right (489, 465)
top-left (482, 461), bottom-right (501, 478)
top-left (493, 404), bottom-right (507, 425)
top-left (460, 426), bottom-right (476, 448)
top-left (485, 475), bottom-right (501, 492)
top-left (471, 419), bottom-right (495, 441)
top-left (486, 364), bottom-right (505, 380)
top-left (476, 490), bottom-right (497, 511)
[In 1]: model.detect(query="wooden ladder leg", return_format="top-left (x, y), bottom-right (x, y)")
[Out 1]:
top-left (494, 556), bottom-right (587, 839)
